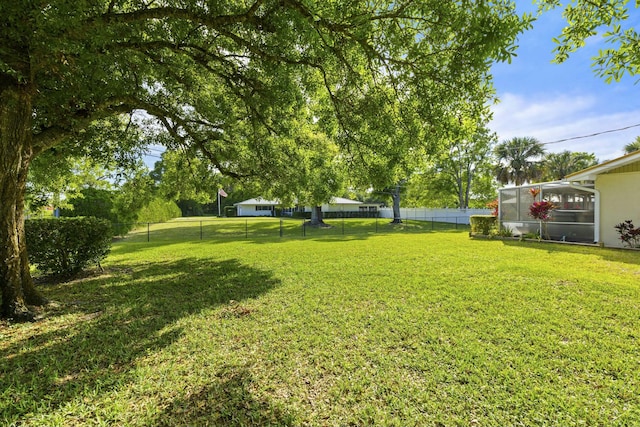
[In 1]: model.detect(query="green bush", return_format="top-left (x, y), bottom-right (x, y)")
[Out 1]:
top-left (489, 225), bottom-right (514, 238)
top-left (322, 211), bottom-right (379, 219)
top-left (177, 199), bottom-right (204, 216)
top-left (469, 215), bottom-right (497, 235)
top-left (292, 211), bottom-right (312, 219)
top-left (26, 217), bottom-right (112, 277)
top-left (60, 188), bottom-right (117, 222)
top-left (61, 187), bottom-right (125, 234)
top-left (137, 197), bottom-right (182, 223)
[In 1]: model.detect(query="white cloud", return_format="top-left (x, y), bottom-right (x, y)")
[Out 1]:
top-left (489, 92), bottom-right (640, 162)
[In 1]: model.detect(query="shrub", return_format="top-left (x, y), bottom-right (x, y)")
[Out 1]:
top-left (26, 217), bottom-right (112, 277)
top-left (61, 187), bottom-right (125, 235)
top-left (177, 199), bottom-right (205, 216)
top-left (529, 200), bottom-right (556, 221)
top-left (489, 225), bottom-right (513, 238)
top-left (60, 188), bottom-right (117, 222)
top-left (292, 211), bottom-right (312, 219)
top-left (486, 199), bottom-right (499, 216)
top-left (322, 211), bottom-right (379, 219)
top-left (614, 220), bottom-right (640, 248)
top-left (469, 215), bottom-right (497, 235)
top-left (137, 197), bottom-right (182, 223)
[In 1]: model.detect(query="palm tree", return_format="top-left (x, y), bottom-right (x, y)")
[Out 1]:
top-left (623, 136), bottom-right (640, 154)
top-left (494, 137), bottom-right (546, 186)
top-left (542, 150), bottom-right (598, 181)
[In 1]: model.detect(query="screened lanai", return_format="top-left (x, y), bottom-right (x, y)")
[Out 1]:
top-left (499, 181), bottom-right (596, 243)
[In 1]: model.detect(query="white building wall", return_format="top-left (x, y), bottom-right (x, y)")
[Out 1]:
top-left (378, 208), bottom-right (491, 224)
top-left (322, 204), bottom-right (364, 212)
top-left (236, 206), bottom-right (274, 217)
top-left (597, 172), bottom-right (640, 247)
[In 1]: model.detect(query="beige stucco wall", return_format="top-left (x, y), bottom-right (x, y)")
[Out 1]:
top-left (597, 171), bottom-right (640, 247)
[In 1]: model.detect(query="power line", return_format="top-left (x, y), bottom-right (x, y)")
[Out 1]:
top-left (541, 122), bottom-right (640, 146)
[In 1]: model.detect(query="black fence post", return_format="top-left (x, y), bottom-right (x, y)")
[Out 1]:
top-left (245, 219), bottom-right (248, 239)
top-left (375, 217), bottom-right (378, 233)
top-left (200, 221), bottom-right (203, 240)
top-left (147, 223), bottom-right (150, 242)
top-left (280, 219), bottom-right (283, 238)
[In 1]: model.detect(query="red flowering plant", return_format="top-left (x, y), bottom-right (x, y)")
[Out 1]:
top-left (527, 186), bottom-right (555, 239)
top-left (529, 187), bottom-right (541, 200)
top-left (528, 199), bottom-right (555, 240)
top-left (529, 201), bottom-right (556, 221)
top-left (614, 220), bottom-right (640, 248)
top-left (487, 199), bottom-right (499, 217)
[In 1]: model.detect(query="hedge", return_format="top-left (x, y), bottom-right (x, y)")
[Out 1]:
top-left (291, 211), bottom-right (312, 219)
top-left (59, 187), bottom-right (118, 222)
top-left (25, 217), bottom-right (112, 277)
top-left (469, 215), bottom-right (497, 235)
top-left (137, 197), bottom-right (182, 223)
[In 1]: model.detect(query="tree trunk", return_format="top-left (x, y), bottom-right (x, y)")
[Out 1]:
top-left (0, 85), bottom-right (47, 321)
top-left (390, 184), bottom-right (402, 224)
top-left (456, 176), bottom-right (464, 209)
top-left (309, 206), bottom-right (325, 226)
top-left (464, 175), bottom-right (471, 209)
top-left (464, 167), bottom-right (473, 209)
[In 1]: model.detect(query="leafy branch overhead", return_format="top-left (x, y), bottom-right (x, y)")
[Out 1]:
top-left (3, 1), bottom-right (532, 161)
top-left (538, 0), bottom-right (640, 82)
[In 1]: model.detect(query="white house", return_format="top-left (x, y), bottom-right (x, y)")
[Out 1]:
top-left (233, 197), bottom-right (381, 217)
top-left (565, 150), bottom-right (640, 247)
top-left (498, 150), bottom-right (640, 247)
top-left (233, 198), bottom-right (281, 217)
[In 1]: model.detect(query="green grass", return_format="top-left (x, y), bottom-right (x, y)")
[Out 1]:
top-left (121, 217), bottom-right (467, 242)
top-left (2, 222), bottom-right (640, 426)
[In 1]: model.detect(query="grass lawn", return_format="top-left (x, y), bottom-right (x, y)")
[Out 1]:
top-left (122, 217), bottom-right (466, 242)
top-left (2, 222), bottom-right (640, 426)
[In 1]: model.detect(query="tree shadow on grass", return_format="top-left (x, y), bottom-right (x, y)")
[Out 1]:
top-left (109, 222), bottom-right (470, 250)
top-left (499, 239), bottom-right (640, 266)
top-left (155, 365), bottom-right (295, 427)
top-left (0, 258), bottom-right (281, 425)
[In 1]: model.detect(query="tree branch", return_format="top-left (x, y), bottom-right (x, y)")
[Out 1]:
top-left (32, 103), bottom-right (134, 155)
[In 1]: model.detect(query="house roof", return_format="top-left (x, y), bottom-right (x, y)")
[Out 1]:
top-left (565, 150), bottom-right (640, 181)
top-left (234, 198), bottom-right (280, 206)
top-left (235, 196), bottom-right (366, 206)
top-left (328, 197), bottom-right (362, 205)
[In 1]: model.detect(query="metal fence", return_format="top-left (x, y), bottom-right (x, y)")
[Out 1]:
top-left (115, 217), bottom-right (471, 242)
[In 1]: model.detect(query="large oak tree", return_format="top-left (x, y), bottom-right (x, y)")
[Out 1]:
top-left (0, 0), bottom-right (530, 320)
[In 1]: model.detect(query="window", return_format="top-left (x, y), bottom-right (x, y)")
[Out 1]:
top-left (255, 206), bottom-right (274, 211)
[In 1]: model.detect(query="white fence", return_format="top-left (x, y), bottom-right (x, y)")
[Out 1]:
top-left (378, 208), bottom-right (491, 225)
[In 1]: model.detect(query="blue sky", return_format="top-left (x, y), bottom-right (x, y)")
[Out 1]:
top-left (489, 3), bottom-right (640, 162)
